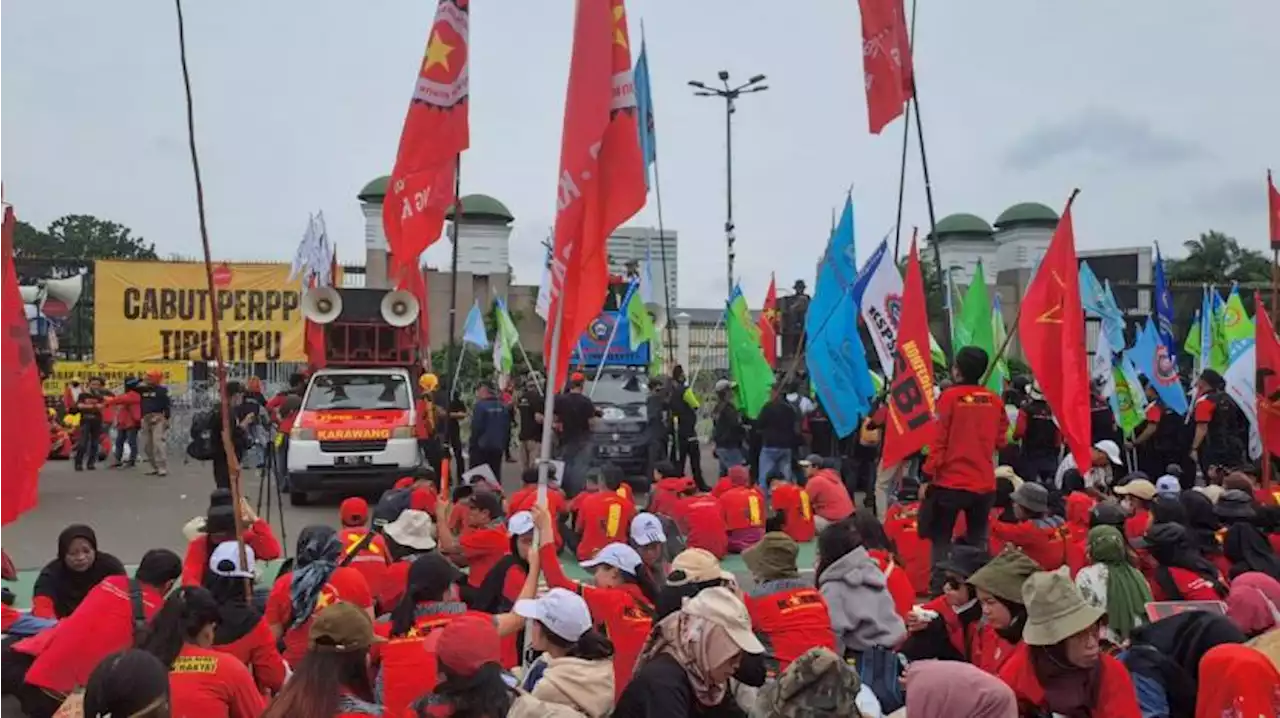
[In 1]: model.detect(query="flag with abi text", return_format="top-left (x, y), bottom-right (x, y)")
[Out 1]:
top-left (880, 238), bottom-right (936, 468)
top-left (2, 205), bottom-right (49, 524)
top-left (857, 0), bottom-right (913, 134)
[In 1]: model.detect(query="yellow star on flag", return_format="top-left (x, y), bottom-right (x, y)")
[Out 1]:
top-left (613, 5), bottom-right (628, 48)
top-left (423, 30), bottom-right (455, 73)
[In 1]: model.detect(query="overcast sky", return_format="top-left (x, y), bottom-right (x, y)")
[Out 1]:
top-left (4, 1), bottom-right (1277, 308)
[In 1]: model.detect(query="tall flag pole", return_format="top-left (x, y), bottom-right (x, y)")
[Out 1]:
top-left (633, 26), bottom-right (676, 362)
top-left (1269, 169), bottom-right (1280, 324)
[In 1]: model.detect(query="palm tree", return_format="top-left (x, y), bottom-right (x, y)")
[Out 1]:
top-left (1167, 231), bottom-right (1271, 284)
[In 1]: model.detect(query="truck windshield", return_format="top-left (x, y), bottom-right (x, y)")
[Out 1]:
top-left (587, 374), bottom-right (648, 406)
top-left (304, 374), bottom-right (411, 411)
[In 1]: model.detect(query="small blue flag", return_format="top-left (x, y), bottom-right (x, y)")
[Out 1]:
top-left (1131, 318), bottom-right (1188, 415)
top-left (1153, 244), bottom-right (1177, 361)
top-left (634, 39), bottom-right (656, 189)
top-left (462, 301), bottom-right (489, 350)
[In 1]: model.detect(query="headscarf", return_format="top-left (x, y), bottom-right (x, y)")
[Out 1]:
top-left (32, 524), bottom-right (126, 618)
top-left (1147, 523), bottom-right (1227, 599)
top-left (638, 610), bottom-right (741, 706)
top-left (1194, 644), bottom-right (1280, 718)
top-left (288, 525), bottom-right (342, 628)
top-left (1179, 491), bottom-right (1222, 556)
top-left (1086, 525), bottom-right (1152, 641)
top-left (1226, 572), bottom-right (1280, 636)
top-left (1123, 611), bottom-right (1246, 718)
top-left (902, 659), bottom-right (1016, 718)
top-left (1224, 523), bottom-right (1280, 581)
top-left (1031, 643), bottom-right (1102, 718)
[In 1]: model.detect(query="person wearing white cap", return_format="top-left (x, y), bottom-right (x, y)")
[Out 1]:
top-left (629, 513), bottom-right (669, 583)
top-left (205, 541), bottom-right (287, 694)
top-left (1154, 474), bottom-right (1182, 500)
top-left (514, 588), bottom-right (617, 717)
top-left (1053, 439), bottom-right (1123, 492)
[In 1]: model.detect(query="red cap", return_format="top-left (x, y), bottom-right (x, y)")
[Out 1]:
top-left (339, 497), bottom-right (369, 527)
top-left (394, 477), bottom-right (415, 490)
top-left (434, 613), bottom-right (501, 676)
top-left (410, 487), bottom-right (438, 513)
top-left (570, 372), bottom-right (585, 383)
top-left (658, 477), bottom-right (696, 493)
top-left (727, 465), bottom-right (750, 487)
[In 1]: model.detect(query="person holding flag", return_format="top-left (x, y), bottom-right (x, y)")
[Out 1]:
top-left (1191, 368), bottom-right (1248, 475)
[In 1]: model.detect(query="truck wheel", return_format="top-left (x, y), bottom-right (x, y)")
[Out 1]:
top-left (289, 491), bottom-right (311, 506)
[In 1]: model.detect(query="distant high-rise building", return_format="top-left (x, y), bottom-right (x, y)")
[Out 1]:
top-left (607, 226), bottom-right (678, 308)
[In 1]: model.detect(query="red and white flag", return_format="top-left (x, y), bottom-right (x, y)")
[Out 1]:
top-left (543, 0), bottom-right (647, 388)
top-left (858, 0), bottom-right (914, 135)
top-left (381, 0), bottom-right (471, 285)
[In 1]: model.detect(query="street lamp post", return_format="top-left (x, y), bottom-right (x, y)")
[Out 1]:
top-left (690, 71), bottom-right (768, 299)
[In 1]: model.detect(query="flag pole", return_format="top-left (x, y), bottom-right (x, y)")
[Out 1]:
top-left (449, 343), bottom-right (467, 403)
top-left (892, 0), bottom-right (920, 262)
top-left (589, 281), bottom-right (638, 397)
top-left (446, 158), bottom-right (463, 394)
top-left (642, 23), bottom-right (677, 366)
top-left (172, 0), bottom-right (249, 599)
top-left (688, 311), bottom-right (726, 388)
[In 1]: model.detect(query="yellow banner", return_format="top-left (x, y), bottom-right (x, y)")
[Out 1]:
top-left (42, 361), bottom-right (189, 398)
top-left (94, 260), bottom-right (308, 362)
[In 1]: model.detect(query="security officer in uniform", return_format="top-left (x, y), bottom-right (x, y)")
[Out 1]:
top-left (1014, 383), bottom-right (1061, 484)
top-left (1191, 369), bottom-right (1247, 475)
top-left (1133, 376), bottom-right (1191, 486)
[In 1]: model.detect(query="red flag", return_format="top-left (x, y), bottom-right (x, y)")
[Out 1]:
top-left (881, 238), bottom-right (937, 467)
top-left (381, 0), bottom-right (470, 285)
top-left (403, 261), bottom-right (431, 351)
top-left (758, 274), bottom-right (779, 368)
top-left (543, 0), bottom-right (647, 388)
top-left (2, 205), bottom-right (50, 524)
top-left (1018, 193), bottom-right (1091, 471)
top-left (1268, 169), bottom-right (1279, 249)
top-left (1255, 293), bottom-right (1280, 460)
top-left (858, 0), bottom-right (914, 135)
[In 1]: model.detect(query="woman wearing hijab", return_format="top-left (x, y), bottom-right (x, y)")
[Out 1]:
top-left (1225, 572), bottom-right (1280, 638)
top-left (1179, 491), bottom-right (1229, 577)
top-left (998, 571), bottom-right (1141, 717)
top-left (1074, 525), bottom-right (1152, 647)
top-left (900, 659), bottom-right (1017, 718)
top-left (31, 524), bottom-right (125, 619)
top-left (1195, 643), bottom-right (1280, 718)
top-left (1223, 522), bottom-right (1280, 580)
top-left (613, 586), bottom-right (765, 718)
top-left (205, 541), bottom-right (286, 694)
top-left (1121, 611), bottom-right (1247, 718)
top-left (265, 526), bottom-right (373, 667)
top-left (968, 550), bottom-right (1042, 675)
top-left (1140, 523), bottom-right (1229, 601)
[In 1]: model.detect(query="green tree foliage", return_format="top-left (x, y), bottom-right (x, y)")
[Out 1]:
top-left (1166, 231), bottom-right (1271, 284)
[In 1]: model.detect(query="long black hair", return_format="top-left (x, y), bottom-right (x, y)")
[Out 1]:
top-left (262, 649), bottom-right (374, 718)
top-left (851, 510), bottom-right (900, 563)
top-left (541, 625), bottom-right (614, 660)
top-left (430, 663), bottom-right (517, 718)
top-left (621, 560), bottom-right (661, 606)
top-left (816, 519), bottom-right (863, 581)
top-left (390, 554), bottom-right (460, 637)
top-left (994, 596), bottom-right (1029, 644)
top-left (82, 650), bottom-right (171, 718)
top-left (137, 586), bottom-right (221, 669)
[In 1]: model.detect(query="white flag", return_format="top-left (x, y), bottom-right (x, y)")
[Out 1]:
top-left (1224, 339), bottom-right (1262, 459)
top-left (851, 240), bottom-right (901, 375)
top-left (1090, 324), bottom-right (1117, 400)
top-left (535, 264), bottom-right (552, 321)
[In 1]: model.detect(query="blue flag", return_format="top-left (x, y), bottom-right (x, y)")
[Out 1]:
top-left (807, 195), bottom-right (856, 340)
top-left (1153, 244), bottom-right (1177, 360)
top-left (1131, 318), bottom-right (1188, 415)
top-left (1079, 262), bottom-right (1126, 350)
top-left (462, 301), bottom-right (489, 350)
top-left (1200, 285), bottom-right (1215, 371)
top-left (634, 39), bottom-right (656, 189)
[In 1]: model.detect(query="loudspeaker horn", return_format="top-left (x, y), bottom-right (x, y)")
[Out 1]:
top-left (380, 290), bottom-right (420, 327)
top-left (302, 287), bottom-right (343, 324)
top-left (40, 275), bottom-right (84, 319)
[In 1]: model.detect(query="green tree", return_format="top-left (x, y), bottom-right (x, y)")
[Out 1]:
top-left (1166, 230), bottom-right (1271, 284)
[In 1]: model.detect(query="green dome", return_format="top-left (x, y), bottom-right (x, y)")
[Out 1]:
top-left (929, 213), bottom-right (993, 242)
top-left (446, 194), bottom-right (514, 224)
top-left (994, 202), bottom-right (1059, 229)
top-left (358, 175), bottom-right (390, 202)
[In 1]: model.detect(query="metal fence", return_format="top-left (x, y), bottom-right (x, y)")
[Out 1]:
top-left (165, 362), bottom-right (306, 456)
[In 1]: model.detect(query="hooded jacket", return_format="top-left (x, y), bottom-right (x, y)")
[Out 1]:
top-left (529, 655), bottom-right (616, 718)
top-left (816, 546), bottom-right (906, 656)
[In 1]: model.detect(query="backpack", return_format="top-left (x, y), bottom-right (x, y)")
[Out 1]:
top-left (372, 487), bottom-right (413, 529)
top-left (186, 409), bottom-right (218, 461)
top-left (852, 646), bottom-right (906, 713)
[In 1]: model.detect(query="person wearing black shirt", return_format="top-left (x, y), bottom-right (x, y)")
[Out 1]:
top-left (554, 372), bottom-right (598, 497)
top-left (755, 392), bottom-right (798, 493)
top-left (438, 385), bottom-right (468, 471)
top-left (211, 382), bottom-right (254, 490)
top-left (73, 377), bottom-right (112, 471)
top-left (711, 379), bottom-right (746, 476)
top-left (516, 378), bottom-right (545, 471)
top-left (469, 382), bottom-right (511, 477)
top-left (669, 365), bottom-right (705, 490)
top-left (138, 370), bottom-right (172, 476)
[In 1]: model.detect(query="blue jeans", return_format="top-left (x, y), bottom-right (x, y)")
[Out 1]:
top-left (715, 447), bottom-right (746, 476)
top-left (114, 427), bottom-right (138, 463)
top-left (758, 446), bottom-right (792, 499)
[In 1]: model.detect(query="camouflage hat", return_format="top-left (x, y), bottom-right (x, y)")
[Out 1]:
top-left (755, 647), bottom-right (861, 718)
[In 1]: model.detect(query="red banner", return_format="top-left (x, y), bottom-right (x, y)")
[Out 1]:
top-left (758, 274), bottom-right (779, 368)
top-left (543, 0), bottom-right (646, 388)
top-left (1255, 294), bottom-right (1280, 461)
top-left (858, 0), bottom-right (914, 134)
top-left (1268, 170), bottom-right (1279, 249)
top-left (381, 0), bottom-right (471, 284)
top-left (881, 239), bottom-right (936, 467)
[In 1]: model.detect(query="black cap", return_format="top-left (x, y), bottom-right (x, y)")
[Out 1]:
top-left (408, 552), bottom-right (464, 600)
top-left (1215, 489), bottom-right (1257, 520)
top-left (204, 505), bottom-right (236, 535)
top-left (468, 491), bottom-right (503, 520)
top-left (1089, 502), bottom-right (1127, 529)
top-left (937, 544), bottom-right (991, 579)
top-left (1133, 521), bottom-right (1187, 550)
top-left (208, 488), bottom-right (233, 508)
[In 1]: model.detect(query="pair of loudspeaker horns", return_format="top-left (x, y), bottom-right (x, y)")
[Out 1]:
top-left (302, 287), bottom-right (420, 327)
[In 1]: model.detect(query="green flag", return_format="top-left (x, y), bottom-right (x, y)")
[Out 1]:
top-left (493, 299), bottom-right (521, 374)
top-left (1183, 311), bottom-right (1201, 361)
top-left (954, 262), bottom-right (1001, 392)
top-left (1220, 287), bottom-right (1254, 363)
top-left (648, 328), bottom-right (665, 375)
top-left (625, 290), bottom-right (657, 352)
top-left (727, 288), bottom-right (774, 419)
top-left (991, 295), bottom-right (1010, 392)
top-left (1112, 364), bottom-right (1145, 436)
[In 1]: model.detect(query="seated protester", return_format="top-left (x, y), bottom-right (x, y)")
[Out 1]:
top-left (654, 548), bottom-right (737, 621)
top-left (435, 490), bottom-right (510, 602)
top-left (1062, 473), bottom-right (1097, 577)
top-left (182, 488), bottom-right (235, 542)
top-left (671, 485), bottom-right (730, 559)
top-left (614, 586), bottom-right (765, 718)
top-left (1226, 572), bottom-right (1280, 638)
top-left (1090, 501), bottom-right (1128, 532)
top-left (709, 464), bottom-right (742, 499)
top-left (900, 659), bottom-right (1018, 718)
top-left (851, 510), bottom-right (915, 619)
top-left (31, 523), bottom-right (126, 619)
top-left (799, 454), bottom-right (855, 530)
top-left (1054, 439), bottom-right (1123, 493)
top-left (573, 467), bottom-right (638, 561)
top-left (814, 519), bottom-right (905, 657)
top-left (717, 465), bottom-right (767, 553)
top-left (265, 526), bottom-right (373, 668)
top-left (379, 509), bottom-right (438, 609)
top-left (754, 647), bottom-right (882, 718)
top-left (1139, 522), bottom-right (1230, 601)
top-left (882, 477), bottom-right (931, 592)
top-left (1224, 522), bottom-right (1280, 581)
top-left (137, 586), bottom-right (265, 718)
top-left (373, 468), bottom-right (440, 529)
top-left (1151, 494), bottom-right (1188, 526)
top-left (1155, 473), bottom-right (1182, 501)
top-left (336, 497), bottom-right (391, 606)
top-left (1181, 489), bottom-right (1229, 576)
top-left (376, 551), bottom-right (534, 716)
top-left (1074, 525), bottom-right (1152, 648)
top-left (901, 544), bottom-right (988, 663)
top-left (982, 468), bottom-right (1023, 557)
top-left (80, 649), bottom-right (172, 718)
top-left (206, 542), bottom-right (287, 694)
top-left (1114, 476), bottom-right (1157, 541)
top-left (768, 472), bottom-right (816, 543)
top-left (515, 589), bottom-right (617, 717)
top-left (408, 614), bottom-right (528, 718)
top-left (182, 500), bottom-right (282, 587)
top-left (648, 462), bottom-right (694, 518)
top-left (1216, 487), bottom-right (1260, 527)
top-left (629, 513), bottom-right (670, 583)
top-left (990, 482), bottom-right (1069, 571)
top-left (1120, 610), bottom-right (1248, 718)
top-left (506, 467), bottom-right (569, 549)
top-left (262, 601), bottom-right (383, 718)
top-left (1197, 643), bottom-right (1280, 718)
top-left (14, 549), bottom-right (182, 718)
top-left (967, 549), bottom-right (1040, 675)
top-left (532, 505), bottom-right (659, 701)
top-left (742, 531), bottom-right (838, 675)
top-left (998, 571), bottom-right (1142, 717)
top-left (468, 510), bottom-right (537, 668)
top-left (609, 464), bottom-right (638, 506)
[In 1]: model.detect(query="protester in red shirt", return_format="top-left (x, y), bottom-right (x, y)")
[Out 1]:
top-left (408, 613), bottom-right (522, 718)
top-left (435, 491), bottom-right (512, 597)
top-left (922, 346), bottom-right (1009, 595)
top-left (265, 526), bottom-right (374, 668)
top-left (901, 545), bottom-right (989, 663)
top-left (335, 497), bottom-right (391, 606)
top-left (672, 490), bottom-right (730, 559)
top-left (182, 500), bottom-right (283, 587)
top-left (718, 465), bottom-right (766, 552)
top-left (573, 472), bottom-right (637, 560)
top-left (1139, 522), bottom-right (1230, 601)
top-left (768, 475), bottom-right (815, 543)
top-left (967, 549), bottom-right (1039, 676)
top-left (507, 467), bottom-right (569, 549)
top-left (15, 549), bottom-right (183, 718)
top-left (1063, 491), bottom-right (1096, 577)
top-left (852, 510), bottom-right (917, 619)
top-left (741, 532), bottom-right (837, 675)
top-left (648, 470), bottom-right (695, 519)
top-left (31, 523), bottom-right (127, 619)
top-left (261, 601), bottom-right (383, 718)
top-left (534, 505), bottom-right (659, 701)
top-left (1114, 477), bottom-right (1157, 541)
top-left (107, 380), bottom-right (143, 467)
top-left (882, 478), bottom-right (933, 591)
top-left (991, 483), bottom-right (1070, 571)
top-left (137, 586), bottom-right (265, 718)
top-left (710, 463), bottom-right (751, 499)
top-left (378, 509), bottom-right (439, 609)
top-left (799, 455), bottom-right (855, 530)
